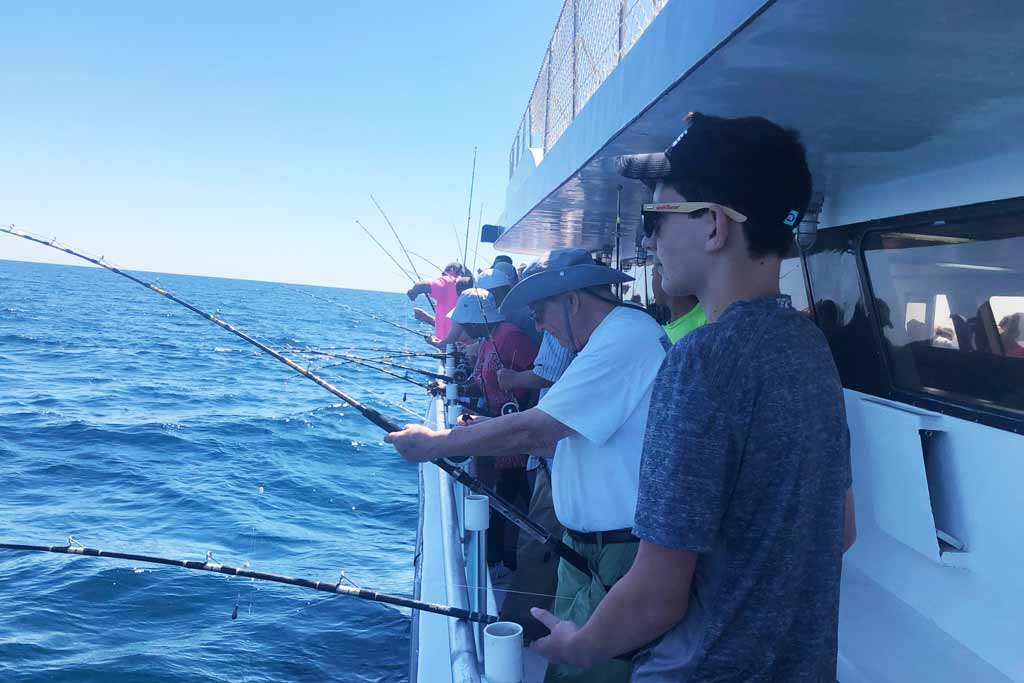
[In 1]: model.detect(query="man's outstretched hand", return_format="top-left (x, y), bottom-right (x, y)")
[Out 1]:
top-left (384, 424), bottom-right (447, 463)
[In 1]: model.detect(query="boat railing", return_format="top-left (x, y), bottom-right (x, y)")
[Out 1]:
top-left (435, 351), bottom-right (486, 681)
top-left (439, 464), bottom-right (484, 682)
top-left (508, 0), bottom-right (668, 179)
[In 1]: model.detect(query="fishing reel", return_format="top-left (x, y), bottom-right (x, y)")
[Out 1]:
top-left (452, 364), bottom-right (472, 385)
top-left (500, 401), bottom-right (520, 416)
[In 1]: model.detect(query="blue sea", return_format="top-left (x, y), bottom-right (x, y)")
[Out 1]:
top-left (0, 259), bottom-right (433, 682)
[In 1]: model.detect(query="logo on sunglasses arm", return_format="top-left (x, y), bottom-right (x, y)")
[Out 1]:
top-left (783, 210), bottom-right (799, 226)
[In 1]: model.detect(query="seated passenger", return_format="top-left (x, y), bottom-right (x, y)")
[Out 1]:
top-left (933, 326), bottom-right (958, 348)
top-left (386, 248), bottom-right (670, 683)
top-left (999, 313), bottom-right (1024, 358)
top-left (531, 112), bottom-right (855, 682)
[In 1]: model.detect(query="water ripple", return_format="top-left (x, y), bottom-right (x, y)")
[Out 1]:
top-left (0, 260), bottom-right (420, 682)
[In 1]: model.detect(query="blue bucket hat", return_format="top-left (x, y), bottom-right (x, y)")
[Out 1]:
top-left (499, 248), bottom-right (633, 316)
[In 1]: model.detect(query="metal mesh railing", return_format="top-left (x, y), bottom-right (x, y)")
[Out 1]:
top-left (509, 0), bottom-right (668, 179)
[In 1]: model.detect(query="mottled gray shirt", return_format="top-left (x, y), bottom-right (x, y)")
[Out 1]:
top-left (632, 296), bottom-right (851, 682)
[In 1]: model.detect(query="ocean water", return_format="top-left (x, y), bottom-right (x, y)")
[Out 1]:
top-left (0, 259), bottom-right (433, 682)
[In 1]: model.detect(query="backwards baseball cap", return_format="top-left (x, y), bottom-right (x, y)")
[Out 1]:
top-left (616, 112), bottom-right (812, 236)
top-left (500, 248), bottom-right (632, 315)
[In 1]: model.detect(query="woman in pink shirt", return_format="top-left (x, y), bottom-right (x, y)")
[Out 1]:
top-left (406, 262), bottom-right (470, 340)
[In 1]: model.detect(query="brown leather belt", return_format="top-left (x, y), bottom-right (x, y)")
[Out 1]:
top-left (566, 528), bottom-right (639, 545)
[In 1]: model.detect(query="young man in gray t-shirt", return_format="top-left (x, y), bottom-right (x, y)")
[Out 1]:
top-left (531, 112), bottom-right (856, 681)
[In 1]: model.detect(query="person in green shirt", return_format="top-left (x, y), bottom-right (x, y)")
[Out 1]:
top-left (653, 264), bottom-right (706, 343)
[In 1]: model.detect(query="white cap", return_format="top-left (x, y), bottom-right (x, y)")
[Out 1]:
top-left (447, 288), bottom-right (506, 324)
top-left (476, 267), bottom-right (514, 291)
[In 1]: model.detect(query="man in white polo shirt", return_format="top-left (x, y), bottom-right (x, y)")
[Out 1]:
top-left (386, 248), bottom-right (669, 683)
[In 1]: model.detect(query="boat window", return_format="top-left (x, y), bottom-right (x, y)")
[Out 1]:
top-left (862, 216), bottom-right (1024, 415)
top-left (779, 255), bottom-right (811, 316)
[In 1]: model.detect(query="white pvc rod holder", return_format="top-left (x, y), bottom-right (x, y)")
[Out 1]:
top-left (466, 492), bottom-right (490, 664)
top-left (464, 494), bottom-right (490, 532)
top-left (484, 621), bottom-right (524, 683)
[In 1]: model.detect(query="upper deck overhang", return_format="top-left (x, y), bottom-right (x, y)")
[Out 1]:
top-left (495, 0), bottom-right (1024, 255)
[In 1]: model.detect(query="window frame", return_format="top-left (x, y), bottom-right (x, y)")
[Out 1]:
top-left (848, 197), bottom-right (1024, 434)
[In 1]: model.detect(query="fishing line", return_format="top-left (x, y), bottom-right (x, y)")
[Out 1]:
top-left (300, 351), bottom-right (453, 382)
top-left (244, 484), bottom-right (266, 618)
top-left (353, 219), bottom-right (417, 286)
top-left (319, 357), bottom-right (431, 389)
top-left (405, 250), bottom-right (443, 273)
top-left (2, 226), bottom-right (592, 578)
top-left (451, 222), bottom-right (464, 266)
top-left (366, 197), bottom-right (438, 315)
top-left (369, 195), bottom-right (426, 284)
top-left (282, 283), bottom-right (431, 342)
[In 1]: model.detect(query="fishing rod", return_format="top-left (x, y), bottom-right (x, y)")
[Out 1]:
top-left (405, 250), bottom-right (443, 273)
top-left (451, 223), bottom-right (464, 267)
top-left (615, 185), bottom-right (623, 300)
top-left (0, 541), bottom-right (496, 624)
top-left (354, 219), bottom-right (417, 287)
top-left (300, 350), bottom-right (453, 382)
top-left (462, 147), bottom-right (477, 266)
top-left (282, 283), bottom-right (431, 342)
top-left (2, 226), bottom-right (593, 579)
top-left (317, 356), bottom-right (432, 390)
top-left (369, 195), bottom-right (424, 283)
top-left (471, 203), bottom-right (483, 273)
top-left (290, 347), bottom-right (447, 362)
top-left (289, 344), bottom-right (438, 355)
top-left (367, 196), bottom-right (437, 315)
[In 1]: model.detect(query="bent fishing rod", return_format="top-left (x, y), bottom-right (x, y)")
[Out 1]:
top-left (2, 226), bottom-right (592, 579)
top-left (0, 540), bottom-right (495, 624)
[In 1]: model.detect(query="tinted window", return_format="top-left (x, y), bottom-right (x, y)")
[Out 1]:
top-left (803, 230), bottom-right (889, 397)
top-left (779, 256), bottom-right (810, 316)
top-left (862, 216), bottom-right (1024, 415)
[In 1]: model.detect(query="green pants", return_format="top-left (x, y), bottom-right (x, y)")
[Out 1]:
top-left (543, 532), bottom-right (638, 683)
top-left (500, 464), bottom-right (563, 635)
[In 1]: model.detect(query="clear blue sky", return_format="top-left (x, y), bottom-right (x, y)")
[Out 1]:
top-left (0, 1), bottom-right (563, 291)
